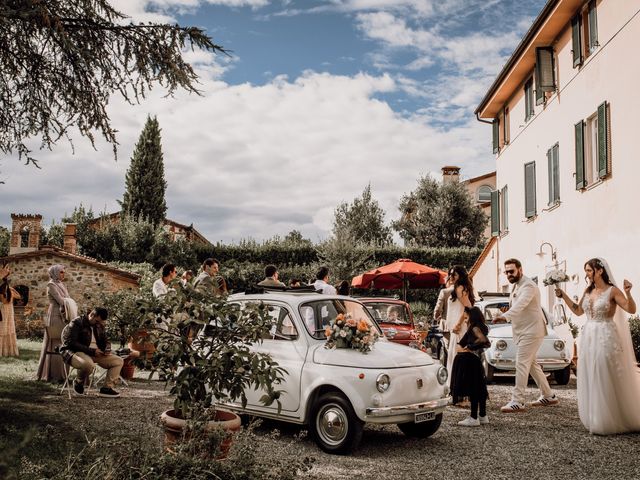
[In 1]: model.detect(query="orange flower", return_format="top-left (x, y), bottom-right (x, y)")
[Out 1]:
top-left (346, 317), bottom-right (357, 327)
top-left (325, 327), bottom-right (332, 338)
top-left (357, 319), bottom-right (369, 332)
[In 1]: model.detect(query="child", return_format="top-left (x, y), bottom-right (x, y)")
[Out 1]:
top-left (450, 306), bottom-right (491, 427)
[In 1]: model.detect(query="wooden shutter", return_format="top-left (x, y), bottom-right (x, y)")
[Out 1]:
top-left (501, 185), bottom-right (509, 231)
top-left (535, 47), bottom-right (555, 105)
top-left (490, 190), bottom-right (500, 236)
top-left (492, 118), bottom-right (500, 154)
top-left (524, 79), bottom-right (534, 120)
top-left (575, 121), bottom-right (586, 189)
top-left (503, 107), bottom-right (510, 144)
top-left (572, 14), bottom-right (583, 67)
top-left (598, 101), bottom-right (608, 178)
top-left (588, 0), bottom-right (598, 51)
top-left (524, 162), bottom-right (536, 218)
top-left (547, 148), bottom-right (554, 205)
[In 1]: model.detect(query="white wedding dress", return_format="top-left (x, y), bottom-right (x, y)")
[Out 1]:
top-left (578, 286), bottom-right (640, 435)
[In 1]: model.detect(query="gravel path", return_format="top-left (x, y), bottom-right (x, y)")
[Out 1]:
top-left (259, 376), bottom-right (640, 480)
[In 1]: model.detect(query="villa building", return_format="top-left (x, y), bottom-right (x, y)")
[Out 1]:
top-left (472, 0), bottom-right (640, 314)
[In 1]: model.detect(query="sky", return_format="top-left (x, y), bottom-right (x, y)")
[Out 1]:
top-left (0, 0), bottom-right (546, 244)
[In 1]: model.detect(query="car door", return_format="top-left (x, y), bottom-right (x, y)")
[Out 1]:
top-left (243, 301), bottom-right (307, 413)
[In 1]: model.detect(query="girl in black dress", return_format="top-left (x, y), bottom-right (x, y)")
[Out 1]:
top-left (450, 306), bottom-right (491, 427)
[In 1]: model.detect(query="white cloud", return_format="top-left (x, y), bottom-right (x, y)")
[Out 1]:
top-left (0, 69), bottom-right (493, 243)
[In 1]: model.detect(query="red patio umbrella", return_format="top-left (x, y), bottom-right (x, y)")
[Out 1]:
top-left (351, 258), bottom-right (447, 301)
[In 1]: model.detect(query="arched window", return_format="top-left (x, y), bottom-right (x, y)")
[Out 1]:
top-left (20, 226), bottom-right (30, 248)
top-left (477, 185), bottom-right (493, 203)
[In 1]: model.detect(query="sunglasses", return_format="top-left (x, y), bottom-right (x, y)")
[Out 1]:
top-left (504, 269), bottom-right (516, 275)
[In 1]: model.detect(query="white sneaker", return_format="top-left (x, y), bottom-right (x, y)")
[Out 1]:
top-left (500, 401), bottom-right (526, 413)
top-left (479, 415), bottom-right (489, 425)
top-left (457, 416), bottom-right (480, 427)
top-left (530, 394), bottom-right (559, 407)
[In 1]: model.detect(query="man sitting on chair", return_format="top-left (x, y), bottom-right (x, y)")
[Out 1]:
top-left (60, 307), bottom-right (123, 398)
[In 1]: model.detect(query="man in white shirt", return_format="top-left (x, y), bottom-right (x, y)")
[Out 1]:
top-left (152, 263), bottom-right (177, 298)
top-left (312, 266), bottom-right (337, 295)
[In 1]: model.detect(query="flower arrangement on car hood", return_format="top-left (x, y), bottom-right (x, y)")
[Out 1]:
top-left (543, 268), bottom-right (570, 286)
top-left (324, 313), bottom-right (379, 353)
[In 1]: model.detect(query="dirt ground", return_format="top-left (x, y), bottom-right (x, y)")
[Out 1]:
top-left (2, 341), bottom-right (639, 480)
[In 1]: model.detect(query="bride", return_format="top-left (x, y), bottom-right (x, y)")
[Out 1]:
top-left (555, 258), bottom-right (640, 435)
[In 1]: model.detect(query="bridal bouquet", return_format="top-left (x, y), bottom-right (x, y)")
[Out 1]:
top-left (543, 268), bottom-right (570, 286)
top-left (325, 313), bottom-right (379, 353)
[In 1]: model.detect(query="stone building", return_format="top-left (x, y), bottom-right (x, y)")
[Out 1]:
top-left (1, 214), bottom-right (139, 323)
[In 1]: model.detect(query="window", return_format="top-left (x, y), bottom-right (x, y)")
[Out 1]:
top-left (547, 143), bottom-right (560, 205)
top-left (572, 0), bottom-right (598, 68)
top-left (264, 304), bottom-right (298, 340)
top-left (300, 299), bottom-right (381, 339)
top-left (500, 185), bottom-right (509, 231)
top-left (524, 162), bottom-right (537, 219)
top-left (493, 106), bottom-right (510, 153)
top-left (492, 117), bottom-right (500, 154)
top-left (19, 226), bottom-right (29, 248)
top-left (524, 78), bottom-right (534, 121)
top-left (535, 47), bottom-right (555, 105)
top-left (575, 101), bottom-right (609, 189)
top-left (477, 185), bottom-right (493, 203)
top-left (503, 107), bottom-right (510, 145)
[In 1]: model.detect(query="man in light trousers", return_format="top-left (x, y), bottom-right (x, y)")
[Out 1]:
top-left (495, 258), bottom-right (558, 412)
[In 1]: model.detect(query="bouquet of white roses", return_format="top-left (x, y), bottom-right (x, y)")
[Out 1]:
top-left (543, 268), bottom-right (570, 286)
top-left (324, 313), bottom-right (379, 353)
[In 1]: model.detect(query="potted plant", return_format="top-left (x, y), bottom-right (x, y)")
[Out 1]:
top-left (131, 282), bottom-right (286, 457)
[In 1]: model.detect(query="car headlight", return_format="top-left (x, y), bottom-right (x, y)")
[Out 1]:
top-left (437, 366), bottom-right (448, 385)
top-left (496, 340), bottom-right (508, 351)
top-left (554, 340), bottom-right (565, 351)
top-left (376, 373), bottom-right (391, 393)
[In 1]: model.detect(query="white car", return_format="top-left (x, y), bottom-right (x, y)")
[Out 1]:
top-left (221, 291), bottom-right (450, 454)
top-left (478, 294), bottom-right (575, 385)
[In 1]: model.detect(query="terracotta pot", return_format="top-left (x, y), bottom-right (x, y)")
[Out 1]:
top-left (129, 329), bottom-right (155, 361)
top-left (160, 409), bottom-right (241, 459)
top-left (121, 358), bottom-right (136, 380)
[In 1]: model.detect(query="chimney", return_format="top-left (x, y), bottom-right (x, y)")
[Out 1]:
top-left (442, 166), bottom-right (461, 184)
top-left (63, 223), bottom-right (78, 254)
top-left (9, 213), bottom-right (42, 255)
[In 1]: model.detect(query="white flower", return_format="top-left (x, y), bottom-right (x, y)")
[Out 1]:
top-left (339, 330), bottom-right (347, 338)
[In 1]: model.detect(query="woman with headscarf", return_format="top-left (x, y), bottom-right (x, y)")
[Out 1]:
top-left (0, 266), bottom-right (20, 357)
top-left (37, 264), bottom-right (70, 382)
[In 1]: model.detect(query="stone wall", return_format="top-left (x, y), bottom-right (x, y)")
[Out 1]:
top-left (6, 253), bottom-right (138, 320)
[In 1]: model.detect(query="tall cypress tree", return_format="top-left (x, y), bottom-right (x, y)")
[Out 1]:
top-left (121, 116), bottom-right (168, 226)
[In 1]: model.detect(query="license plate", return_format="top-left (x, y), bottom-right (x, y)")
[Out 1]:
top-left (414, 411), bottom-right (435, 423)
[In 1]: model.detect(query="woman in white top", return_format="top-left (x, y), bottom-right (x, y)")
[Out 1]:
top-left (445, 265), bottom-right (475, 389)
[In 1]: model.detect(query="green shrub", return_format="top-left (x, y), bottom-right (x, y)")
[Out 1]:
top-left (629, 315), bottom-right (640, 362)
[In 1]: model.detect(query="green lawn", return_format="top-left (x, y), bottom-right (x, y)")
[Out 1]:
top-left (0, 340), bottom-right (171, 479)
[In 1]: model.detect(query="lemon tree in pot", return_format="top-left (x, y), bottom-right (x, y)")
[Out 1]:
top-left (133, 282), bottom-right (285, 457)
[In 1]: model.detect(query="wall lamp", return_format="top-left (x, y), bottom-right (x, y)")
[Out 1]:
top-left (536, 242), bottom-right (557, 262)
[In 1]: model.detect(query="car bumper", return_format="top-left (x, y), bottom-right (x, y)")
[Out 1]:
top-left (488, 358), bottom-right (571, 371)
top-left (365, 396), bottom-right (451, 419)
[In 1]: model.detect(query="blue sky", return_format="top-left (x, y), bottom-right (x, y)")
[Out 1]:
top-left (0, 0), bottom-right (546, 243)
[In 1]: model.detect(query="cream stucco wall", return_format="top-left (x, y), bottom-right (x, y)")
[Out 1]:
top-left (477, 1), bottom-right (640, 315)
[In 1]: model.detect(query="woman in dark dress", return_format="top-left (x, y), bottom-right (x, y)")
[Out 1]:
top-left (450, 306), bottom-right (491, 427)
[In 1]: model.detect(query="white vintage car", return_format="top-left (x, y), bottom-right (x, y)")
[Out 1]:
top-left (478, 294), bottom-right (575, 385)
top-left (221, 291), bottom-right (450, 454)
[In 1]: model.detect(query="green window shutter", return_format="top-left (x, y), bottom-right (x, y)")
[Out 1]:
top-left (503, 107), bottom-right (509, 144)
top-left (535, 47), bottom-right (555, 105)
top-left (501, 185), bottom-right (509, 231)
top-left (552, 144), bottom-right (560, 202)
top-left (490, 190), bottom-right (500, 236)
top-left (598, 101), bottom-right (609, 178)
top-left (524, 79), bottom-right (534, 120)
top-left (524, 162), bottom-right (537, 218)
top-left (572, 14), bottom-right (583, 68)
top-left (575, 120), bottom-right (586, 189)
top-left (588, 0), bottom-right (598, 51)
top-left (547, 148), bottom-right (554, 205)
top-left (492, 118), bottom-right (500, 154)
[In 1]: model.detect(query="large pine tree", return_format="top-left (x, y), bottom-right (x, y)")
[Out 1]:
top-left (121, 116), bottom-right (168, 225)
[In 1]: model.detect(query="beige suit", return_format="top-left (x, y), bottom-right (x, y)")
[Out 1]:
top-left (503, 276), bottom-right (552, 404)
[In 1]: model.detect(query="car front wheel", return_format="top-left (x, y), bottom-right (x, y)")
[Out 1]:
top-left (482, 355), bottom-right (495, 384)
top-left (310, 393), bottom-right (363, 455)
top-left (397, 413), bottom-right (443, 438)
top-left (553, 365), bottom-right (571, 385)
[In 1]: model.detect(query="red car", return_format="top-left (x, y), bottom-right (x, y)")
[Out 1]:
top-left (359, 298), bottom-right (420, 347)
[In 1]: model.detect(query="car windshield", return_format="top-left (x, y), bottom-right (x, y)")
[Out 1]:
top-left (483, 301), bottom-right (510, 325)
top-left (299, 299), bottom-right (382, 340)
top-left (364, 302), bottom-right (411, 325)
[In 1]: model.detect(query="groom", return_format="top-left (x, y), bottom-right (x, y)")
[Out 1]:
top-left (495, 258), bottom-right (558, 412)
